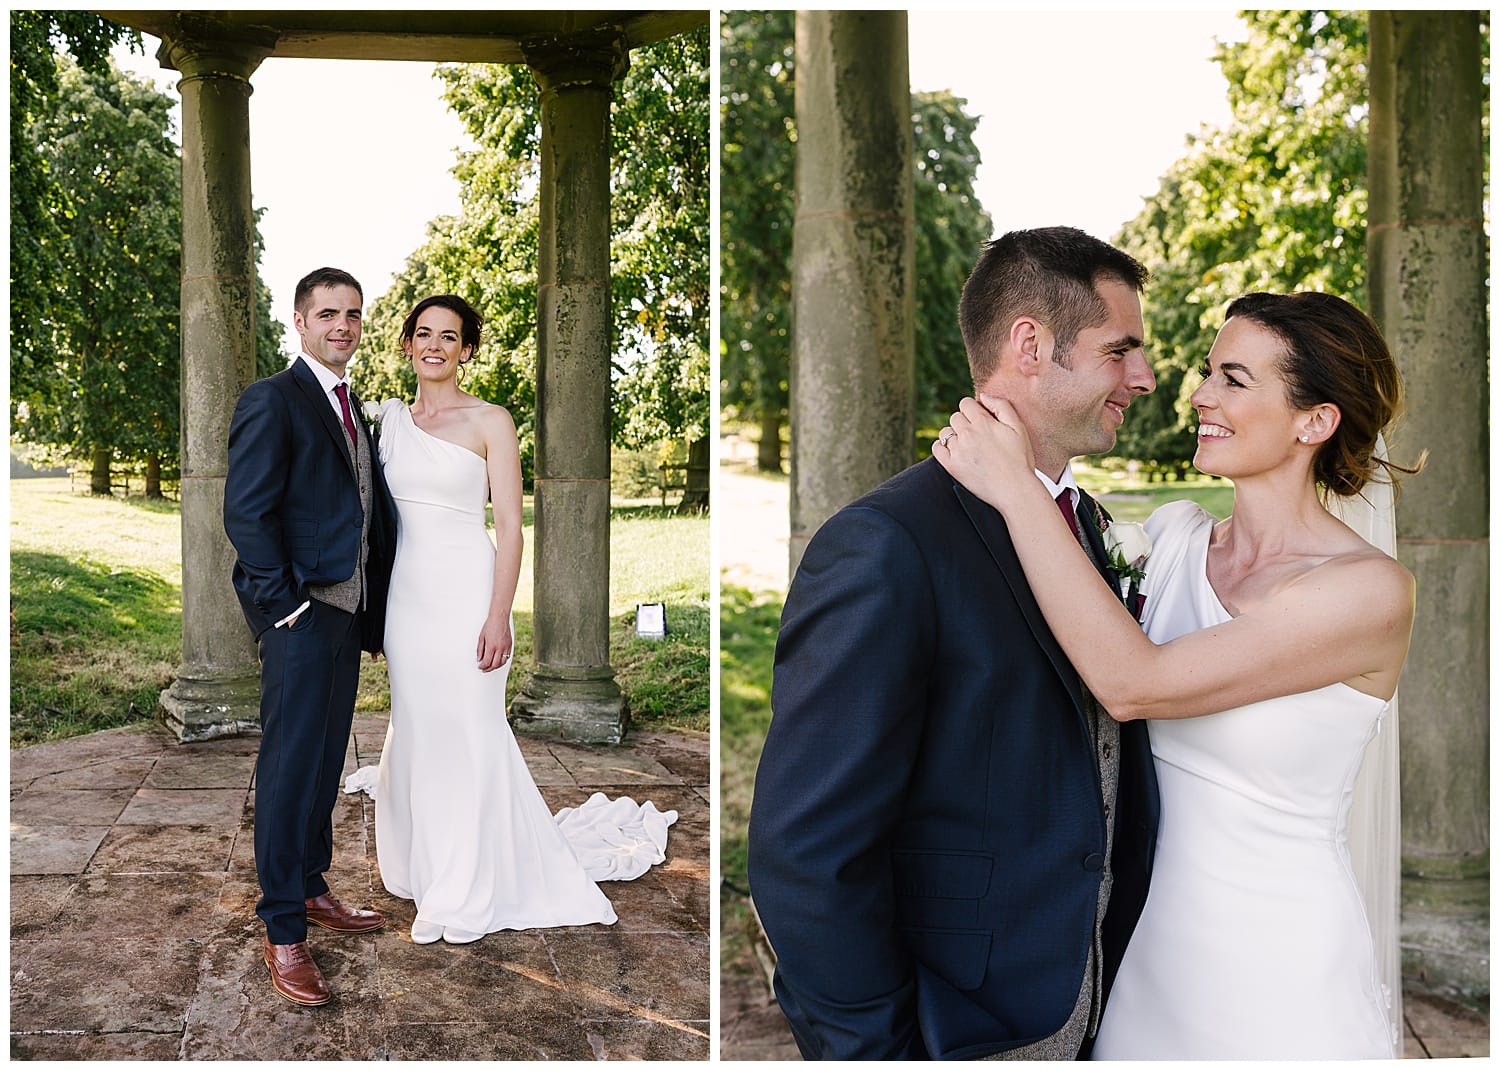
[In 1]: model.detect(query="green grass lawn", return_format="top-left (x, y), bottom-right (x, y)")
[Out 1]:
top-left (11, 479), bottom-right (708, 745)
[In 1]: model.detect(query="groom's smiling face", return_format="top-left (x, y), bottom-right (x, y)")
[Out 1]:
top-left (1030, 279), bottom-right (1153, 471)
top-left (294, 284), bottom-right (364, 376)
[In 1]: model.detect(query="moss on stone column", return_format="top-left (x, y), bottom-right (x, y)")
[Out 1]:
top-left (787, 11), bottom-right (915, 577)
top-left (156, 26), bottom-right (273, 741)
top-left (509, 33), bottom-right (629, 743)
top-left (1368, 10), bottom-right (1488, 1008)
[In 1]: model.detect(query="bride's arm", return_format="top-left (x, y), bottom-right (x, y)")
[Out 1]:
top-left (935, 397), bottom-right (1415, 721)
top-left (477, 405), bottom-right (523, 672)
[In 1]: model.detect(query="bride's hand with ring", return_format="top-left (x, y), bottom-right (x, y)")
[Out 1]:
top-left (932, 395), bottom-right (1037, 512)
top-left (476, 611), bottom-right (513, 672)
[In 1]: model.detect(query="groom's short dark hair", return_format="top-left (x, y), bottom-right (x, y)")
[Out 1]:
top-left (294, 267), bottom-right (364, 314)
top-left (959, 227), bottom-right (1148, 385)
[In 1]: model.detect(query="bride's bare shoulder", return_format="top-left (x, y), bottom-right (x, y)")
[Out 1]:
top-left (1304, 546), bottom-right (1414, 623)
top-left (468, 400), bottom-right (518, 451)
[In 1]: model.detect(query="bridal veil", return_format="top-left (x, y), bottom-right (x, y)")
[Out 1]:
top-left (1326, 433), bottom-right (1403, 1051)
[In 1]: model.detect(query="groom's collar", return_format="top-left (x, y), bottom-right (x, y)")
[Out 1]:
top-left (296, 350), bottom-right (348, 394)
top-left (1034, 464), bottom-right (1079, 509)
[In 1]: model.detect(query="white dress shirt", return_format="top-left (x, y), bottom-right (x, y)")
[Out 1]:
top-left (275, 352), bottom-right (355, 629)
top-left (1035, 464), bottom-right (1081, 516)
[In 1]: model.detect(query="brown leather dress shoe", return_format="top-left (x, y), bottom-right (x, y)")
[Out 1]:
top-left (305, 891), bottom-right (385, 934)
top-left (263, 938), bottom-right (330, 1006)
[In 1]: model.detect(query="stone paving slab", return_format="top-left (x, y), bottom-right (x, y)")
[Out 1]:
top-left (117, 787), bottom-right (246, 826)
top-left (84, 823), bottom-right (236, 875)
top-left (10, 725), bottom-right (168, 782)
top-left (145, 751), bottom-right (257, 790)
top-left (9, 718), bottom-right (710, 1061)
top-left (11, 824), bottom-right (111, 875)
top-left (12, 787), bottom-right (135, 827)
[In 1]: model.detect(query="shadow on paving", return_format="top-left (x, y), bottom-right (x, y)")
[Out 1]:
top-left (11, 719), bottom-right (709, 1060)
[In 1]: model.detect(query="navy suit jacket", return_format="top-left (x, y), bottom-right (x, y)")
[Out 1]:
top-left (223, 359), bottom-right (397, 653)
top-left (748, 458), bottom-right (1159, 1060)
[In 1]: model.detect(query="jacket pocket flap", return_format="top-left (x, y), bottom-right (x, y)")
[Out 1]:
top-left (904, 926), bottom-right (992, 992)
top-left (891, 850), bottom-right (993, 899)
top-left (288, 520), bottom-right (319, 547)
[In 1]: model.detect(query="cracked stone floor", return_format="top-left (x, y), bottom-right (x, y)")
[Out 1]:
top-left (11, 718), bottom-right (709, 1060)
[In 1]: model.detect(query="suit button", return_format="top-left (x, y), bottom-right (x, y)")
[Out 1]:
top-left (1083, 853), bottom-right (1105, 871)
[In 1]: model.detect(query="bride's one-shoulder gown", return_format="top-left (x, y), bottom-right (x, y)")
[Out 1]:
top-left (1092, 501), bottom-right (1396, 1059)
top-left (368, 400), bottom-right (674, 935)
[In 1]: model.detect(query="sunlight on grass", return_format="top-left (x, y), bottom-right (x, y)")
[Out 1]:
top-left (718, 583), bottom-right (784, 968)
top-left (13, 478), bottom-right (708, 743)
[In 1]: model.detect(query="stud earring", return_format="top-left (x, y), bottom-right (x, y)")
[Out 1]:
top-left (1299, 435), bottom-right (1309, 443)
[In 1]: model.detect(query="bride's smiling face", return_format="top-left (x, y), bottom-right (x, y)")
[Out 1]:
top-left (404, 306), bottom-right (472, 381)
top-left (1190, 316), bottom-right (1309, 479)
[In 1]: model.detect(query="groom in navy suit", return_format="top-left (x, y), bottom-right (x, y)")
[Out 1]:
top-left (224, 267), bottom-right (397, 1006)
top-left (749, 228), bottom-right (1162, 1059)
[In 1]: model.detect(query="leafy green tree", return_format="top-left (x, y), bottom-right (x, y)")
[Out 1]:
top-left (352, 29), bottom-right (710, 500)
top-left (13, 56), bottom-right (181, 494)
top-left (1115, 10), bottom-right (1372, 468)
top-left (911, 89), bottom-right (993, 431)
top-left (12, 51), bottom-right (286, 496)
top-left (10, 12), bottom-right (139, 357)
top-left (719, 12), bottom-right (992, 470)
top-left (719, 9), bottom-right (795, 472)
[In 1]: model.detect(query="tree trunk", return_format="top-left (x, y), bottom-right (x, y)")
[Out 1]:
top-left (89, 446), bottom-right (112, 495)
top-left (756, 407), bottom-right (783, 473)
top-left (145, 453), bottom-right (163, 499)
top-left (677, 435), bottom-right (710, 514)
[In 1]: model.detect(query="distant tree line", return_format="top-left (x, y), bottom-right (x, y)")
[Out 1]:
top-left (10, 13), bottom-right (283, 496)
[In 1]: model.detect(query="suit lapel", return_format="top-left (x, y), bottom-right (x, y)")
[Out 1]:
top-left (290, 360), bottom-right (355, 475)
top-left (953, 481), bottom-right (1087, 718)
top-left (1077, 489), bottom-right (1130, 607)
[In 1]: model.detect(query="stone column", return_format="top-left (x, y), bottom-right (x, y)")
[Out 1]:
top-left (1368, 11), bottom-right (1488, 1006)
top-left (788, 11), bottom-right (915, 577)
top-left (156, 28), bottom-right (274, 741)
top-left (509, 33), bottom-right (629, 743)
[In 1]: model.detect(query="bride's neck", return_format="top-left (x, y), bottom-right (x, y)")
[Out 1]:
top-left (1220, 469), bottom-right (1328, 559)
top-left (414, 379), bottom-right (466, 412)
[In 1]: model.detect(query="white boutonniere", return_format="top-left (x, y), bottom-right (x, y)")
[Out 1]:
top-left (362, 399), bottom-right (382, 426)
top-left (1103, 520), bottom-right (1152, 597)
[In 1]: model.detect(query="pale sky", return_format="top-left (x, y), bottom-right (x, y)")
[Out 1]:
top-left (907, 9), bottom-right (1248, 244)
top-left (113, 44), bottom-right (471, 360)
top-left (113, 11), bottom-right (1248, 358)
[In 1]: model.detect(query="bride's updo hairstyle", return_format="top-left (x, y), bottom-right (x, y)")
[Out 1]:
top-left (1224, 291), bottom-right (1422, 498)
top-left (401, 294), bottom-right (484, 359)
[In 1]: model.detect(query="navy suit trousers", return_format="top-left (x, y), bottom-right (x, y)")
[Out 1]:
top-left (253, 600), bottom-right (363, 944)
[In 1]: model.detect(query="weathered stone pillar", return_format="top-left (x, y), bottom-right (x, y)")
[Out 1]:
top-left (155, 27), bottom-right (274, 741)
top-left (1368, 10), bottom-right (1489, 1006)
top-left (787, 11), bottom-right (914, 577)
top-left (509, 33), bottom-right (629, 743)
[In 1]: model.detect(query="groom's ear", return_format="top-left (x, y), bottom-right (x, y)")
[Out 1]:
top-left (1008, 316), bottom-right (1048, 378)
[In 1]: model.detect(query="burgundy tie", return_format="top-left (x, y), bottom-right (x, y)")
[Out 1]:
top-left (334, 382), bottom-right (357, 443)
top-left (1056, 489), bottom-right (1082, 543)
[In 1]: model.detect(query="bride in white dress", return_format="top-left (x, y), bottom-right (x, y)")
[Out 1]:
top-left (361, 295), bottom-right (673, 945)
top-left (935, 291), bottom-right (1420, 1058)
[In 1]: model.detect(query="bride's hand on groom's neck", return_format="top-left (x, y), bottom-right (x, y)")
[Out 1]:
top-left (933, 395), bottom-right (1037, 510)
